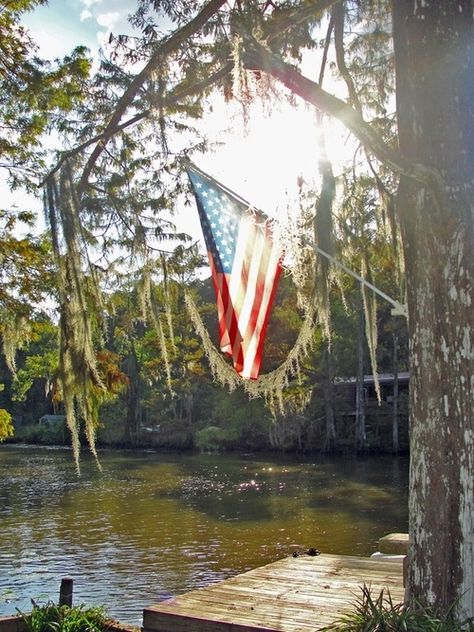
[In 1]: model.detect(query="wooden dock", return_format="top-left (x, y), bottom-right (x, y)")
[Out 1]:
top-left (142, 553), bottom-right (405, 632)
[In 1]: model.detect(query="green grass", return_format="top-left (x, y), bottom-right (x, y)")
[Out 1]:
top-left (322, 585), bottom-right (474, 632)
top-left (19, 603), bottom-right (107, 632)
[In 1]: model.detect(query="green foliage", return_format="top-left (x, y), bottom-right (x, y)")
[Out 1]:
top-left (11, 319), bottom-right (59, 401)
top-left (207, 388), bottom-right (271, 450)
top-left (0, 408), bottom-right (14, 442)
top-left (0, 211), bottom-right (55, 318)
top-left (195, 425), bottom-right (229, 453)
top-left (19, 603), bottom-right (107, 632)
top-left (0, 265), bottom-right (409, 454)
top-left (323, 585), bottom-right (474, 631)
top-left (12, 421), bottom-right (68, 446)
top-left (0, 0), bottom-right (92, 380)
top-left (1, 0), bottom-right (92, 187)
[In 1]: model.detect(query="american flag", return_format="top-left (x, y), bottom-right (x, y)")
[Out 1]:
top-left (187, 165), bottom-right (283, 379)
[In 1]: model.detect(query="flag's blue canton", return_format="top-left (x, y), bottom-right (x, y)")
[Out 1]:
top-left (188, 170), bottom-right (240, 274)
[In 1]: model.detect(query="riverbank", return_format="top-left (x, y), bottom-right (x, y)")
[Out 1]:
top-left (4, 423), bottom-right (410, 457)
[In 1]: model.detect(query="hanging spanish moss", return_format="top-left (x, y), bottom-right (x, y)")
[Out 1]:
top-left (137, 266), bottom-right (175, 396)
top-left (231, 35), bottom-right (252, 128)
top-left (184, 291), bottom-right (241, 392)
top-left (45, 162), bottom-right (105, 472)
top-left (184, 289), bottom-right (317, 416)
top-left (161, 255), bottom-right (176, 352)
top-left (154, 63), bottom-right (170, 157)
top-left (331, 265), bottom-right (350, 313)
top-left (361, 257), bottom-right (381, 403)
top-left (231, 35), bottom-right (279, 128)
top-left (1, 314), bottom-right (30, 374)
top-left (245, 297), bottom-right (316, 415)
top-left (157, 315), bottom-right (174, 395)
top-left (165, 301), bottom-right (176, 350)
top-left (273, 195), bottom-right (315, 313)
top-left (380, 187), bottom-right (405, 298)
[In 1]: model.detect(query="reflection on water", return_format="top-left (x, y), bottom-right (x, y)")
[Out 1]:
top-left (0, 445), bottom-right (408, 624)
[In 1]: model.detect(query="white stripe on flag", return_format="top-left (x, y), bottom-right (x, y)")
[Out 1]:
top-left (241, 237), bottom-right (282, 376)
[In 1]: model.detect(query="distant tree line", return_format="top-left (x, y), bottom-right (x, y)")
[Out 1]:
top-left (1, 270), bottom-right (409, 455)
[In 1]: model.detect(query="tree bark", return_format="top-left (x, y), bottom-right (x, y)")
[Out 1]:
top-left (392, 0), bottom-right (474, 618)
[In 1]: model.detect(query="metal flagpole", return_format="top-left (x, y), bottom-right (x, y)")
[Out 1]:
top-left (314, 245), bottom-right (408, 318)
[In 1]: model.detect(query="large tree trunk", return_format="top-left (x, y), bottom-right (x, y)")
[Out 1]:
top-left (392, 0), bottom-right (474, 618)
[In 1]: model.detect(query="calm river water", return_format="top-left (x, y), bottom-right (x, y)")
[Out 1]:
top-left (0, 445), bottom-right (408, 624)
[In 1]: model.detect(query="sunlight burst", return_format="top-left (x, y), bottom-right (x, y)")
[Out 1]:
top-left (194, 97), bottom-right (349, 218)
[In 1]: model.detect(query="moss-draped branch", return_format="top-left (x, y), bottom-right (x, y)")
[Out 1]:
top-left (78, 0), bottom-right (228, 190)
top-left (239, 34), bottom-right (442, 188)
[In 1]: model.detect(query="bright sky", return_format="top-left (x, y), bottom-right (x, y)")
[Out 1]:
top-left (18, 1), bottom-right (350, 236)
top-left (23, 0), bottom-right (139, 58)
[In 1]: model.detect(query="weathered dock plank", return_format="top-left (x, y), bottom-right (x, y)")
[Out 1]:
top-left (143, 553), bottom-right (405, 632)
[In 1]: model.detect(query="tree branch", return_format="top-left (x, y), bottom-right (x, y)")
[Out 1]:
top-left (333, 1), bottom-right (361, 111)
top-left (241, 35), bottom-right (441, 188)
top-left (263, 0), bottom-right (341, 43)
top-left (317, 11), bottom-right (334, 86)
top-left (78, 0), bottom-right (228, 191)
top-left (51, 0), bottom-right (340, 189)
top-left (44, 63), bottom-right (231, 186)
